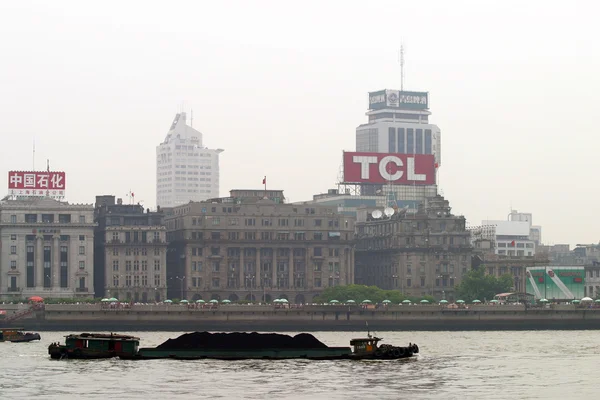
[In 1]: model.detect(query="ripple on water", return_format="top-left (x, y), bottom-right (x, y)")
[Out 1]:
top-left (0, 330), bottom-right (598, 400)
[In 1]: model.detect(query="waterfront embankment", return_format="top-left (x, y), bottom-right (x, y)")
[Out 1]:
top-left (3, 303), bottom-right (600, 331)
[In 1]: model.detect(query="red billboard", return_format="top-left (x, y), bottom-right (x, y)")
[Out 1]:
top-left (343, 152), bottom-right (436, 185)
top-left (8, 171), bottom-right (66, 198)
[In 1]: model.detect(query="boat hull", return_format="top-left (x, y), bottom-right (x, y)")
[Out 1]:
top-left (120, 346), bottom-right (418, 361)
top-left (49, 345), bottom-right (120, 360)
top-left (3, 333), bottom-right (41, 343)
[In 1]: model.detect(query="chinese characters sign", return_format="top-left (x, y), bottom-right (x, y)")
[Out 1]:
top-left (8, 171), bottom-right (66, 199)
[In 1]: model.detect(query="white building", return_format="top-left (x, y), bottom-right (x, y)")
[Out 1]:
top-left (0, 198), bottom-right (96, 300)
top-left (482, 210), bottom-right (542, 257)
top-left (356, 89), bottom-right (442, 165)
top-left (156, 112), bottom-right (224, 208)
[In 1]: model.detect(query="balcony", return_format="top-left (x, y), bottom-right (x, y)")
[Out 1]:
top-left (7, 287), bottom-right (21, 292)
top-left (75, 287), bottom-right (89, 292)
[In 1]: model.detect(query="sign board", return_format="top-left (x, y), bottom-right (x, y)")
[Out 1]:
top-left (7, 171), bottom-right (66, 199)
top-left (368, 89), bottom-right (429, 110)
top-left (343, 152), bottom-right (436, 185)
top-left (525, 266), bottom-right (585, 300)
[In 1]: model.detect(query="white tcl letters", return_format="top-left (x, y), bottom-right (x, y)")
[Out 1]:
top-left (354, 155), bottom-right (426, 182)
top-left (352, 155), bottom-right (378, 179)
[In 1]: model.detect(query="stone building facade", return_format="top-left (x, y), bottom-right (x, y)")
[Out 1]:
top-left (0, 198), bottom-right (95, 300)
top-left (354, 195), bottom-right (472, 300)
top-left (165, 196), bottom-right (355, 303)
top-left (94, 196), bottom-right (167, 302)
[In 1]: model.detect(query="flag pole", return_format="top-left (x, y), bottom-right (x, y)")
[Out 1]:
top-left (263, 176), bottom-right (267, 199)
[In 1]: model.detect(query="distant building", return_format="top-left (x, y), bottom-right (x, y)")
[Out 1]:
top-left (481, 210), bottom-right (541, 256)
top-left (354, 195), bottom-right (472, 300)
top-left (0, 198), bottom-right (95, 300)
top-left (164, 191), bottom-right (355, 303)
top-left (94, 196), bottom-right (167, 302)
top-left (156, 112), bottom-right (224, 208)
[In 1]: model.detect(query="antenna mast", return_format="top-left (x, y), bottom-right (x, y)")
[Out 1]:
top-left (399, 44), bottom-right (405, 91)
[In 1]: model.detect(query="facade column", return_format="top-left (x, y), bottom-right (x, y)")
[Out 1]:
top-left (239, 248), bottom-right (244, 289)
top-left (36, 236), bottom-right (43, 288)
top-left (255, 248), bottom-right (260, 289)
top-left (288, 248), bottom-right (294, 290)
top-left (53, 236), bottom-right (60, 289)
top-left (306, 249), bottom-right (312, 291)
top-left (272, 248), bottom-right (277, 290)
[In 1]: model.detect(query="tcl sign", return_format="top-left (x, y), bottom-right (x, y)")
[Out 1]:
top-left (343, 152), bottom-right (436, 185)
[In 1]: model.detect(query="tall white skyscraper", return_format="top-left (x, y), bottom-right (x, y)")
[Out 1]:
top-left (156, 112), bottom-right (223, 208)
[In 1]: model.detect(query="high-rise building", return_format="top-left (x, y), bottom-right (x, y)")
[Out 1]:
top-left (156, 112), bottom-right (224, 208)
top-left (356, 90), bottom-right (441, 165)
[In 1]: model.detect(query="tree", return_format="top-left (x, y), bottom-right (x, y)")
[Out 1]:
top-left (455, 268), bottom-right (514, 302)
top-left (313, 284), bottom-right (433, 304)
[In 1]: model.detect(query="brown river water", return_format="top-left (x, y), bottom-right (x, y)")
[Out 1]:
top-left (0, 330), bottom-right (597, 399)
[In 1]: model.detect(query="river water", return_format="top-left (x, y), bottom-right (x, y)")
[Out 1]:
top-left (0, 330), bottom-right (597, 400)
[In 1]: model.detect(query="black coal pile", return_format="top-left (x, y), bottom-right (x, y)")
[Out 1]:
top-left (156, 332), bottom-right (328, 350)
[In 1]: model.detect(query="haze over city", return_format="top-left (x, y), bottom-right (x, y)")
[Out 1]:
top-left (0, 0), bottom-right (598, 246)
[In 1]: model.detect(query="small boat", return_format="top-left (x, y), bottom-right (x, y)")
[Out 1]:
top-left (0, 328), bottom-right (41, 343)
top-left (48, 333), bottom-right (140, 359)
top-left (349, 334), bottom-right (419, 360)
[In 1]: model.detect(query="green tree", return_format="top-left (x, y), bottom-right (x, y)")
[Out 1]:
top-left (313, 284), bottom-right (433, 304)
top-left (455, 268), bottom-right (514, 302)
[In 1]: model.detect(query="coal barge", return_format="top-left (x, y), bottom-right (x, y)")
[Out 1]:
top-left (119, 331), bottom-right (419, 361)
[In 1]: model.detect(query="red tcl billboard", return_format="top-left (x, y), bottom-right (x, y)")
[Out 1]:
top-left (343, 152), bottom-right (436, 185)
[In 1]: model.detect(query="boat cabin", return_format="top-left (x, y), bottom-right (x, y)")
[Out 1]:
top-left (63, 333), bottom-right (140, 355)
top-left (0, 328), bottom-right (26, 341)
top-left (349, 337), bottom-right (381, 355)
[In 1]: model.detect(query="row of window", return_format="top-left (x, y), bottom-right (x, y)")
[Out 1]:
top-left (498, 242), bottom-right (534, 248)
top-left (112, 259), bottom-right (161, 271)
top-left (8, 234), bottom-right (86, 241)
top-left (8, 214), bottom-right (87, 224)
top-left (388, 127), bottom-right (433, 154)
top-left (190, 247), bottom-right (341, 257)
top-left (112, 275), bottom-right (161, 287)
top-left (190, 260), bottom-right (341, 273)
top-left (11, 245), bottom-right (86, 255)
top-left (110, 231), bottom-right (162, 243)
top-left (189, 277), bottom-right (336, 289)
top-left (9, 260), bottom-right (87, 270)
top-left (497, 250), bottom-right (533, 256)
top-left (110, 247), bottom-right (162, 256)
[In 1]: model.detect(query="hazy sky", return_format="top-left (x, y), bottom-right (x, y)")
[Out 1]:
top-left (0, 0), bottom-right (598, 247)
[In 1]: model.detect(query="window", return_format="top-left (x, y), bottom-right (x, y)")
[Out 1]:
top-left (142, 260), bottom-right (148, 271)
top-left (212, 278), bottom-right (220, 288)
top-left (388, 127), bottom-right (396, 152)
top-left (153, 232), bottom-right (160, 242)
top-left (79, 235), bottom-right (85, 241)
top-left (126, 276), bottom-right (132, 287)
top-left (10, 246), bottom-right (17, 254)
top-left (134, 260), bottom-right (140, 271)
top-left (314, 278), bottom-right (321, 288)
top-left (25, 214), bottom-right (37, 223)
top-left (314, 219), bottom-right (322, 227)
top-left (11, 215), bottom-right (17, 223)
top-left (10, 260), bottom-right (16, 269)
top-left (59, 214), bottom-right (71, 223)
top-left (314, 247), bottom-right (322, 256)
top-left (229, 218), bottom-right (238, 226)
top-left (154, 260), bottom-right (160, 271)
top-left (212, 261), bottom-right (220, 272)
top-left (79, 215), bottom-right (86, 223)
top-left (10, 234), bottom-right (17, 240)
top-left (134, 276), bottom-right (140, 286)
top-left (79, 261), bottom-right (85, 270)
top-left (314, 262), bottom-right (322, 271)
top-left (212, 217), bottom-right (220, 226)
top-left (142, 276), bottom-right (148, 286)
top-left (211, 232), bottom-right (220, 240)
top-left (154, 275), bottom-right (160, 287)
top-left (79, 246), bottom-right (85, 255)
top-left (42, 214), bottom-right (54, 223)
top-left (314, 232), bottom-right (323, 240)
top-left (407, 278), bottom-right (412, 287)
top-left (113, 275), bottom-right (119, 287)
top-left (113, 260), bottom-right (119, 271)
top-left (126, 261), bottom-right (132, 271)
top-left (154, 248), bottom-right (160, 256)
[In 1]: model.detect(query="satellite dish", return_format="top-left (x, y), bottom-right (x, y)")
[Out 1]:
top-left (371, 210), bottom-right (383, 219)
top-left (384, 207), bottom-right (395, 217)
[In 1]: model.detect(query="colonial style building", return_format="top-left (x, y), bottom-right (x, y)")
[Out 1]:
top-left (354, 195), bottom-right (472, 300)
top-left (0, 198), bottom-right (95, 300)
top-left (94, 196), bottom-right (167, 302)
top-left (164, 194), bottom-right (355, 303)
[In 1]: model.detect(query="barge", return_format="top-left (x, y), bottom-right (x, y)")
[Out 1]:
top-left (0, 328), bottom-right (41, 343)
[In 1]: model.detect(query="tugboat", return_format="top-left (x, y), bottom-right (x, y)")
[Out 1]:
top-left (0, 328), bottom-right (41, 343)
top-left (48, 333), bottom-right (140, 359)
top-left (349, 334), bottom-right (418, 360)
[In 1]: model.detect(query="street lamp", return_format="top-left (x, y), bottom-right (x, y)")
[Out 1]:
top-left (174, 276), bottom-right (185, 300)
